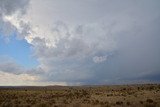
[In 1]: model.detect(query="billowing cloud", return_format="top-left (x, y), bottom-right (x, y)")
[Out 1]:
top-left (1, 0), bottom-right (160, 85)
top-left (0, 0), bottom-right (30, 38)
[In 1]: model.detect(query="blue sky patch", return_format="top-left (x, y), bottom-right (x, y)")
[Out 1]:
top-left (0, 34), bottom-right (38, 68)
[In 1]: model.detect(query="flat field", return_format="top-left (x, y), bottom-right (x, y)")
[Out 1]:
top-left (0, 84), bottom-right (160, 107)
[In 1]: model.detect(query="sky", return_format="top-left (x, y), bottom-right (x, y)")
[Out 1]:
top-left (0, 0), bottom-right (160, 86)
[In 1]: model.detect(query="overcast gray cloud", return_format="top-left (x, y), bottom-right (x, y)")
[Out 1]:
top-left (0, 0), bottom-right (29, 15)
top-left (1, 0), bottom-right (160, 85)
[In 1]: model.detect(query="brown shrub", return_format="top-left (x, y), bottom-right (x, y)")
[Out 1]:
top-left (139, 101), bottom-right (143, 104)
top-left (116, 101), bottom-right (123, 105)
top-left (126, 101), bottom-right (131, 105)
top-left (146, 99), bottom-right (153, 103)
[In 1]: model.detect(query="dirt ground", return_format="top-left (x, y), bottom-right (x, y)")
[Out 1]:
top-left (0, 84), bottom-right (160, 107)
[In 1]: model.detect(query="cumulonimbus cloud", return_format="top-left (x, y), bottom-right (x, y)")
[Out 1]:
top-left (1, 0), bottom-right (160, 85)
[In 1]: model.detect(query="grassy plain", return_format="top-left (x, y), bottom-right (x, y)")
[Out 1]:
top-left (0, 84), bottom-right (160, 107)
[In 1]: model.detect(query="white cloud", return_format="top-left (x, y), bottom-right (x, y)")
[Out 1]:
top-left (0, 0), bottom-right (30, 37)
top-left (93, 55), bottom-right (108, 63)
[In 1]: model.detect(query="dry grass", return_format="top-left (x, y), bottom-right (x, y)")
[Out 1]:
top-left (0, 84), bottom-right (160, 107)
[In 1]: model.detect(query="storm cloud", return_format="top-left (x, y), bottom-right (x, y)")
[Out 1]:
top-left (0, 0), bottom-right (160, 85)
